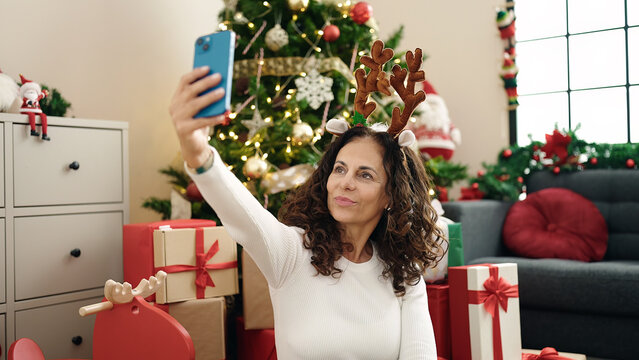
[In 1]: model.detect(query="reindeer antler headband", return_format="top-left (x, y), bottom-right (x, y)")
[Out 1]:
top-left (326, 40), bottom-right (426, 147)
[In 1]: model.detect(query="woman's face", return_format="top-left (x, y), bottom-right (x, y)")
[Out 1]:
top-left (327, 137), bottom-right (389, 229)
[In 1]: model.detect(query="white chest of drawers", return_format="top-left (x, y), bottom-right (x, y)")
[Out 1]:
top-left (0, 113), bottom-right (129, 359)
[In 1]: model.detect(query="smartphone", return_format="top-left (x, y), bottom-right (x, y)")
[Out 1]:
top-left (193, 30), bottom-right (235, 118)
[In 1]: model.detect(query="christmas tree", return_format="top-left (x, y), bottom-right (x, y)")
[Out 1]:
top-left (144, 0), bottom-right (418, 221)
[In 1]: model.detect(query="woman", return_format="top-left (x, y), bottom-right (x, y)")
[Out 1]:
top-left (170, 42), bottom-right (444, 359)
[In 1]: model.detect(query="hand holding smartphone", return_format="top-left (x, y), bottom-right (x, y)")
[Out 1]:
top-left (193, 30), bottom-right (236, 118)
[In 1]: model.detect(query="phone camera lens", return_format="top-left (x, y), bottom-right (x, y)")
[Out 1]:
top-left (203, 43), bottom-right (210, 51)
top-left (197, 38), bottom-right (204, 45)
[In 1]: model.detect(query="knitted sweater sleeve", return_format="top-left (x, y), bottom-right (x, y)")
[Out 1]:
top-left (399, 275), bottom-right (438, 359)
top-left (185, 147), bottom-right (303, 288)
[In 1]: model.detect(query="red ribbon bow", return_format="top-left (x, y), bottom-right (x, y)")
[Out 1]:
top-left (522, 347), bottom-right (574, 360)
top-left (468, 265), bottom-right (519, 360)
top-left (157, 228), bottom-right (237, 299)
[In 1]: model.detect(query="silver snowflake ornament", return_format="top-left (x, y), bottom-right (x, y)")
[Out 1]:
top-left (241, 108), bottom-right (273, 139)
top-left (294, 69), bottom-right (334, 110)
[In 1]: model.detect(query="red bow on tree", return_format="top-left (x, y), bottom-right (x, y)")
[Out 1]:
top-left (541, 130), bottom-right (572, 165)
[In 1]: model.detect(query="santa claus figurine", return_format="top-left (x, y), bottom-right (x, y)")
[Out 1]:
top-left (19, 74), bottom-right (50, 141)
top-left (410, 80), bottom-right (461, 160)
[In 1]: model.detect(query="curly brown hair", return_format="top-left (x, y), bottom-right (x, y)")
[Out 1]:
top-left (278, 126), bottom-right (445, 296)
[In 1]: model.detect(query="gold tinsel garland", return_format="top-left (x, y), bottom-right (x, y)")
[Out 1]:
top-left (234, 56), bottom-right (355, 82)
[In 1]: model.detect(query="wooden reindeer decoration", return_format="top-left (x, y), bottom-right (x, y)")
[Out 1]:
top-left (326, 39), bottom-right (426, 146)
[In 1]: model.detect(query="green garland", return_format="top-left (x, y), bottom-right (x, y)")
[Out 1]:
top-left (39, 85), bottom-right (71, 117)
top-left (468, 128), bottom-right (639, 201)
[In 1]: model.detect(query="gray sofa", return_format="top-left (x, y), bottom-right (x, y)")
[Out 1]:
top-left (442, 169), bottom-right (639, 360)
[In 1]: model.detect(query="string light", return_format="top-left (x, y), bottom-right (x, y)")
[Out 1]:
top-left (241, 155), bottom-right (248, 161)
top-left (264, 117), bottom-right (272, 123)
top-left (317, 30), bottom-right (324, 36)
top-left (219, 133), bottom-right (226, 140)
top-left (342, 111), bottom-right (350, 118)
top-left (275, 84), bottom-right (281, 91)
top-left (251, 104), bottom-right (256, 110)
top-left (315, 47), bottom-right (322, 53)
top-left (266, 97), bottom-right (272, 103)
top-left (301, 33), bottom-right (307, 39)
top-left (229, 131), bottom-right (236, 137)
top-left (285, 111), bottom-right (292, 118)
top-left (369, 29), bottom-right (375, 34)
top-left (300, 72), bottom-right (307, 77)
top-left (286, 94), bottom-right (292, 100)
top-left (248, 22), bottom-right (255, 29)
top-left (286, 144), bottom-right (292, 153)
top-left (255, 142), bottom-right (261, 148)
top-left (286, 136), bottom-right (292, 141)
top-left (349, 88), bottom-right (356, 93)
top-left (219, 23), bottom-right (228, 31)
top-left (410, 117), bottom-right (417, 123)
top-left (394, 59), bottom-right (401, 64)
top-left (229, 113), bottom-right (237, 119)
top-left (358, 51), bottom-right (365, 56)
top-left (428, 189), bottom-right (435, 196)
top-left (262, 153), bottom-right (269, 159)
top-left (359, 64), bottom-right (366, 69)
top-left (207, 136), bottom-right (212, 141)
top-left (342, 14), bottom-right (348, 18)
top-left (292, 14), bottom-right (298, 21)
top-left (245, 140), bottom-right (251, 146)
top-left (263, 1), bottom-right (270, 7)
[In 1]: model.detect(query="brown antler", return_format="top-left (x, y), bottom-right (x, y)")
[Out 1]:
top-left (388, 48), bottom-right (426, 137)
top-left (353, 40), bottom-right (394, 118)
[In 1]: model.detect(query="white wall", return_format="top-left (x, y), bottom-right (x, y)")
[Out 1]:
top-left (0, 0), bottom-right (508, 222)
top-left (0, 0), bottom-right (223, 222)
top-left (370, 0), bottom-right (510, 195)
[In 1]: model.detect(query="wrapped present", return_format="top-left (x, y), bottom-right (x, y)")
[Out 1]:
top-left (156, 297), bottom-right (227, 360)
top-left (449, 263), bottom-right (521, 360)
top-left (235, 316), bottom-right (277, 360)
top-left (426, 283), bottom-right (451, 359)
top-left (522, 348), bottom-right (586, 360)
top-left (242, 250), bottom-right (274, 330)
top-left (124, 219), bottom-right (217, 302)
top-left (154, 226), bottom-right (239, 304)
top-left (424, 222), bottom-right (464, 282)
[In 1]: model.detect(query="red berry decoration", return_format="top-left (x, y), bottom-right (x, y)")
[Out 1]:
top-left (553, 166), bottom-right (560, 174)
top-left (477, 170), bottom-right (485, 177)
top-left (589, 157), bottom-right (598, 165)
top-left (517, 176), bottom-right (524, 183)
top-left (186, 181), bottom-right (203, 202)
top-left (322, 24), bottom-right (340, 42)
top-left (532, 154), bottom-right (540, 161)
top-left (503, 149), bottom-right (513, 158)
top-left (627, 159), bottom-right (636, 168)
top-left (471, 182), bottom-right (479, 189)
top-left (350, 1), bottom-right (373, 24)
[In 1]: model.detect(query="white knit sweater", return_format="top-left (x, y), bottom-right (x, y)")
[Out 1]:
top-left (187, 147), bottom-right (437, 359)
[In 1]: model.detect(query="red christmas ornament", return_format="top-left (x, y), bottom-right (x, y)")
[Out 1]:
top-left (186, 181), bottom-right (203, 201)
top-left (471, 182), bottom-right (479, 189)
top-left (477, 170), bottom-right (485, 177)
top-left (553, 166), bottom-right (560, 174)
top-left (322, 24), bottom-right (340, 42)
top-left (350, 1), bottom-right (373, 25)
top-left (517, 176), bottom-right (524, 183)
top-left (589, 157), bottom-right (598, 165)
top-left (626, 159), bottom-right (636, 168)
top-left (503, 149), bottom-right (513, 158)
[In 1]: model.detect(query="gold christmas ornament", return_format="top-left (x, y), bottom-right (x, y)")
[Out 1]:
top-left (262, 164), bottom-right (315, 194)
top-left (243, 155), bottom-right (269, 179)
top-left (291, 121), bottom-right (314, 145)
top-left (265, 24), bottom-right (289, 51)
top-left (288, 0), bottom-right (309, 11)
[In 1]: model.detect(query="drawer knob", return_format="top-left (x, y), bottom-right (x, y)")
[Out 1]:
top-left (70, 248), bottom-right (82, 257)
top-left (71, 336), bottom-right (83, 346)
top-left (69, 161), bottom-right (80, 170)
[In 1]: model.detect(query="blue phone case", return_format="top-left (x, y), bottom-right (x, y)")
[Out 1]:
top-left (193, 30), bottom-right (235, 118)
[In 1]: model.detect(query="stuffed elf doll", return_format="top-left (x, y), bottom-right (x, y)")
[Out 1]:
top-left (19, 74), bottom-right (50, 140)
top-left (410, 80), bottom-right (461, 160)
top-left (0, 68), bottom-right (18, 112)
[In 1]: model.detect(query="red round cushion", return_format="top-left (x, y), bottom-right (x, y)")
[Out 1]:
top-left (502, 188), bottom-right (608, 261)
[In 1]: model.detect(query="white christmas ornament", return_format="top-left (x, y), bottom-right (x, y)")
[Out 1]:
top-left (241, 108), bottom-right (273, 139)
top-left (265, 24), bottom-right (289, 52)
top-left (0, 71), bottom-right (18, 112)
top-left (295, 69), bottom-right (334, 110)
top-left (291, 121), bottom-right (314, 144)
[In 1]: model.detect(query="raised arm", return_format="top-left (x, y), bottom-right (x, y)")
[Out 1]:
top-left (169, 67), bottom-right (301, 288)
